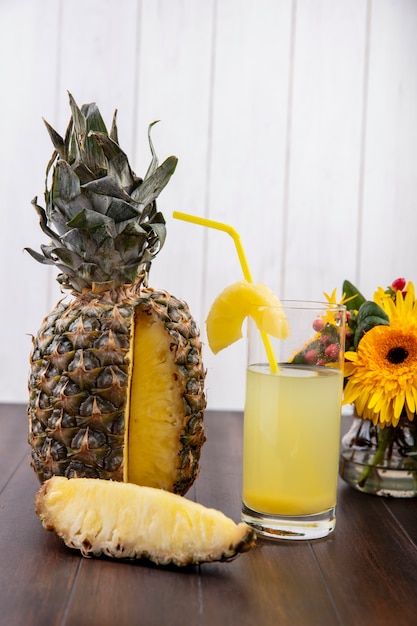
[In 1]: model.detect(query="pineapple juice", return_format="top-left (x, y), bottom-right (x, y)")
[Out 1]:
top-left (243, 364), bottom-right (343, 516)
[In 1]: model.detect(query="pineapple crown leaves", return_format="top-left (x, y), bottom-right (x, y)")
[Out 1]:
top-left (25, 92), bottom-right (177, 292)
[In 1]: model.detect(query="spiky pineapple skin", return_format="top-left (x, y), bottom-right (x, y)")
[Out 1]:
top-left (28, 284), bottom-right (206, 495)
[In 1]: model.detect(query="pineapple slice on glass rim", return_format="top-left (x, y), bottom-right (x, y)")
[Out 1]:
top-left (206, 279), bottom-right (289, 354)
top-left (26, 93), bottom-right (206, 496)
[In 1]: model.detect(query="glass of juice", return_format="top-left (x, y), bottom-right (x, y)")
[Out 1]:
top-left (241, 301), bottom-right (346, 540)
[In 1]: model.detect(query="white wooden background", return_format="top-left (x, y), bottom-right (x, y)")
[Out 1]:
top-left (1, 0), bottom-right (416, 410)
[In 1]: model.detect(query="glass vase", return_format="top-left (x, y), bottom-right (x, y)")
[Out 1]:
top-left (339, 411), bottom-right (417, 497)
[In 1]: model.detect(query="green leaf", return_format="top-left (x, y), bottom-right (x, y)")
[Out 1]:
top-left (109, 110), bottom-right (119, 144)
top-left (61, 229), bottom-right (98, 259)
top-left (356, 300), bottom-right (389, 324)
top-left (82, 175), bottom-right (134, 203)
top-left (51, 161), bottom-right (95, 229)
top-left (31, 197), bottom-right (61, 245)
top-left (131, 156), bottom-right (178, 207)
top-left (67, 208), bottom-right (116, 238)
top-left (24, 247), bottom-right (55, 265)
top-left (43, 118), bottom-right (66, 161)
top-left (106, 198), bottom-right (139, 222)
top-left (48, 246), bottom-right (84, 269)
top-left (342, 279), bottom-right (366, 311)
top-left (68, 93), bottom-right (107, 176)
top-left (71, 162), bottom-right (97, 186)
top-left (89, 131), bottom-right (134, 190)
top-left (81, 102), bottom-right (108, 135)
top-left (354, 300), bottom-right (390, 348)
top-left (68, 92), bottom-right (86, 137)
top-left (144, 121), bottom-right (160, 180)
top-left (142, 218), bottom-right (166, 253)
top-left (115, 231), bottom-right (147, 264)
top-left (52, 161), bottom-right (81, 202)
top-left (114, 263), bottom-right (141, 284)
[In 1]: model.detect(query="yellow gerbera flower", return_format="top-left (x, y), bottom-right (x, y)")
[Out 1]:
top-left (343, 286), bottom-right (417, 426)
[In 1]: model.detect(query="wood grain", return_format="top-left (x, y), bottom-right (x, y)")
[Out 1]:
top-left (0, 403), bottom-right (29, 491)
top-left (1, 404), bottom-right (417, 625)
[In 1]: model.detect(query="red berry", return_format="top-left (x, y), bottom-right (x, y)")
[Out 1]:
top-left (312, 318), bottom-right (325, 332)
top-left (319, 334), bottom-right (332, 346)
top-left (325, 344), bottom-right (340, 360)
top-left (305, 349), bottom-right (318, 364)
top-left (392, 277), bottom-right (406, 291)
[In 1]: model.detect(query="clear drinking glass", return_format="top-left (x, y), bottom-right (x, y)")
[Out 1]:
top-left (241, 301), bottom-right (346, 540)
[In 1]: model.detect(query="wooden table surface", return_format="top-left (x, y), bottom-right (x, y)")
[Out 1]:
top-left (1, 403), bottom-right (417, 626)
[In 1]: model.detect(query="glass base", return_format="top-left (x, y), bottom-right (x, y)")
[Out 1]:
top-left (241, 503), bottom-right (336, 540)
top-left (340, 452), bottom-right (417, 497)
top-left (340, 415), bottom-right (417, 497)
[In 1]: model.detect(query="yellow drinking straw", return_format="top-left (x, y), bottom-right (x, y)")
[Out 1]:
top-left (172, 211), bottom-right (278, 373)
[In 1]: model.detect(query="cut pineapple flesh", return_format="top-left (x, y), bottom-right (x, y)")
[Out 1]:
top-left (206, 280), bottom-right (289, 353)
top-left (127, 307), bottom-right (186, 488)
top-left (28, 289), bottom-right (205, 495)
top-left (35, 476), bottom-right (256, 566)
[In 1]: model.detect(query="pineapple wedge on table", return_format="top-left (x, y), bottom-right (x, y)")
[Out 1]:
top-left (27, 93), bottom-right (206, 495)
top-left (36, 477), bottom-right (256, 565)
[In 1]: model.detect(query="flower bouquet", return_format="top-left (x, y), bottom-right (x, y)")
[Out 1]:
top-left (338, 277), bottom-right (417, 496)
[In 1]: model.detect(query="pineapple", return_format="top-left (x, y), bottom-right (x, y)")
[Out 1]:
top-left (35, 476), bottom-right (256, 565)
top-left (27, 93), bottom-right (206, 495)
top-left (206, 280), bottom-right (289, 354)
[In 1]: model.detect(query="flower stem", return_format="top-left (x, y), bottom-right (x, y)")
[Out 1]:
top-left (357, 426), bottom-right (394, 488)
